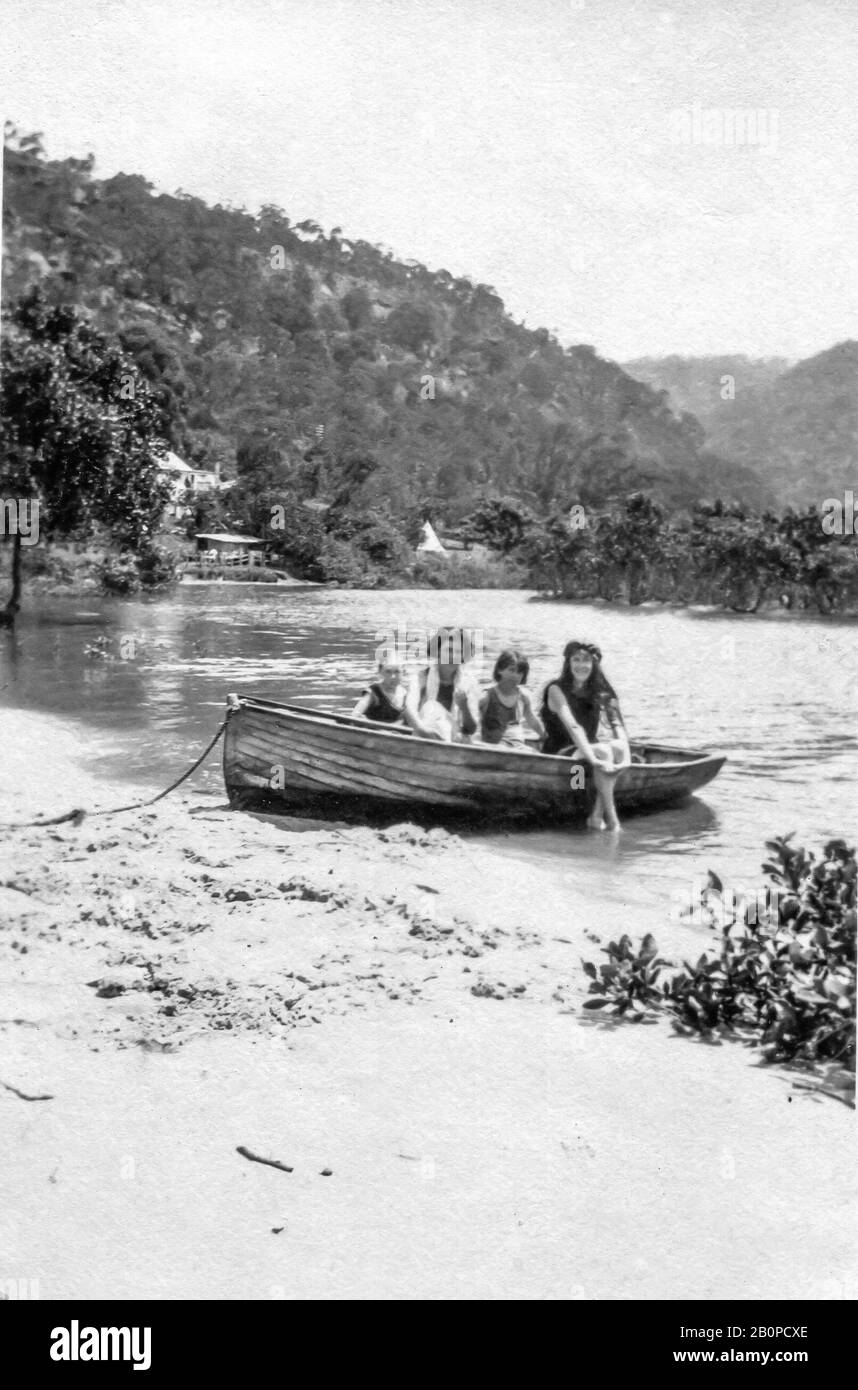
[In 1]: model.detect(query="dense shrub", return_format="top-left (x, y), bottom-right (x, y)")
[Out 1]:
top-left (404, 552), bottom-right (527, 590)
top-left (582, 837), bottom-right (856, 1081)
top-left (136, 543), bottom-right (178, 590)
top-left (21, 545), bottom-right (74, 581)
top-left (97, 545), bottom-right (177, 593)
top-left (520, 358), bottom-right (553, 401)
top-left (582, 933), bottom-right (671, 1021)
top-left (384, 300), bottom-right (435, 355)
top-left (526, 498), bottom-right (858, 613)
top-left (408, 554), bottom-right (451, 588)
top-left (317, 537), bottom-right (367, 585)
top-left (341, 286), bottom-right (373, 331)
top-left (20, 544), bottom-right (104, 595)
top-left (98, 553), bottom-right (140, 595)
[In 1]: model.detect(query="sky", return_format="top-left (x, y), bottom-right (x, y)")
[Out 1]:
top-left (2, 0), bottom-right (857, 362)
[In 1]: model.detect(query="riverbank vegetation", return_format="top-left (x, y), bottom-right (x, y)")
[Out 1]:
top-left (509, 492), bottom-right (858, 613)
top-left (582, 836), bottom-right (856, 1096)
top-left (0, 287), bottom-right (173, 621)
top-left (12, 484), bottom-right (857, 609)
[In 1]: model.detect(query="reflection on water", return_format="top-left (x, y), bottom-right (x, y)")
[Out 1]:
top-left (2, 587), bottom-right (855, 928)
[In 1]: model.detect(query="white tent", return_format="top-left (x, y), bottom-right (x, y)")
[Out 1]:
top-left (416, 521), bottom-right (447, 554)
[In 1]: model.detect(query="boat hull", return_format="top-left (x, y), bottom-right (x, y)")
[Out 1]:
top-left (223, 697), bottom-right (726, 824)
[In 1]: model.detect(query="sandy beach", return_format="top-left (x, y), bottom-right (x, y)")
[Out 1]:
top-left (1, 707), bottom-right (855, 1301)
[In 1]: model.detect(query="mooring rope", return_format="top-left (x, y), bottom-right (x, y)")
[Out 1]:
top-left (0, 716), bottom-right (229, 831)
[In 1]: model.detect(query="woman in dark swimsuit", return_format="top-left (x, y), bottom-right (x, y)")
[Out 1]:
top-left (352, 657), bottom-right (407, 724)
top-left (541, 641), bottom-right (630, 830)
top-left (479, 649), bottom-right (545, 747)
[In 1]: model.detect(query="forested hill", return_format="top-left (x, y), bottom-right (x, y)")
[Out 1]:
top-left (623, 355), bottom-right (790, 434)
top-left (2, 131), bottom-right (770, 523)
top-left (713, 345), bottom-right (858, 506)
top-left (625, 350), bottom-right (858, 507)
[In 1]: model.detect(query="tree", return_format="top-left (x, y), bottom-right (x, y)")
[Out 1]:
top-left (596, 492), bottom-right (666, 604)
top-left (329, 507), bottom-right (409, 570)
top-left (118, 321), bottom-right (189, 447)
top-left (0, 288), bottom-right (170, 626)
top-left (235, 432), bottom-right (286, 486)
top-left (688, 503), bottom-right (774, 611)
top-left (328, 450), bottom-right (379, 511)
top-left (776, 506), bottom-right (856, 613)
top-left (317, 535), bottom-right (367, 584)
top-left (520, 358), bottom-right (553, 401)
top-left (385, 300), bottom-right (435, 355)
top-left (520, 510), bottom-right (597, 597)
top-left (187, 493), bottom-right (227, 540)
top-left (268, 280), bottom-right (316, 336)
top-left (463, 497), bottom-right (534, 554)
top-left (226, 487), bottom-right (327, 578)
top-left (341, 286), bottom-right (373, 331)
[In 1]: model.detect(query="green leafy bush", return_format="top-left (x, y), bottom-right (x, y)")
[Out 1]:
top-left (317, 537), bottom-right (367, 585)
top-left (582, 933), bottom-right (670, 1021)
top-left (582, 837), bottom-right (856, 1076)
top-left (406, 553), bottom-right (527, 590)
top-left (98, 553), bottom-right (140, 595)
top-left (136, 543), bottom-right (178, 590)
top-left (98, 545), bottom-right (177, 592)
top-left (22, 546), bottom-right (74, 581)
top-left (384, 300), bottom-right (435, 355)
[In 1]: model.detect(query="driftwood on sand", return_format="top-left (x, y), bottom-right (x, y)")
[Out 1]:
top-left (1, 1079), bottom-right (54, 1101)
top-left (236, 1145), bottom-right (294, 1173)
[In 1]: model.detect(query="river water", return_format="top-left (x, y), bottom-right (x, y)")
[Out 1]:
top-left (2, 585), bottom-right (855, 930)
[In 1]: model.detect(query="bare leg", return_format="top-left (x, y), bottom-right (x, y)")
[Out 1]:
top-left (595, 766), bottom-right (621, 831)
top-left (589, 743), bottom-right (622, 831)
top-left (608, 737), bottom-right (628, 767)
top-left (586, 788), bottom-right (605, 829)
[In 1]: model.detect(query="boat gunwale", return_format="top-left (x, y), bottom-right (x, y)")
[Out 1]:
top-left (229, 695), bottom-right (727, 773)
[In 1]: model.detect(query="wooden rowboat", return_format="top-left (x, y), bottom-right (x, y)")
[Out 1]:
top-left (223, 694), bottom-right (726, 824)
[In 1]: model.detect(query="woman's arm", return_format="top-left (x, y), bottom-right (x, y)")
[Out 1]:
top-left (455, 687), bottom-right (478, 736)
top-left (403, 672), bottom-right (424, 728)
top-left (451, 672), bottom-right (479, 737)
top-left (604, 697), bottom-right (631, 766)
top-left (351, 691), bottom-right (373, 718)
top-left (546, 684), bottom-right (598, 761)
top-left (473, 690), bottom-right (490, 742)
top-left (521, 688), bottom-right (545, 738)
top-left (403, 670), bottom-right (443, 739)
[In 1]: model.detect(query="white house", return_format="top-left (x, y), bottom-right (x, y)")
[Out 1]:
top-left (158, 451), bottom-right (230, 517)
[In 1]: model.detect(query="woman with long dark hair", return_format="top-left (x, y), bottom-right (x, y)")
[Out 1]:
top-left (540, 640), bottom-right (631, 830)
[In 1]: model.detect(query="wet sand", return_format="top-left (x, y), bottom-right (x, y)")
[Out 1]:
top-left (1, 708), bottom-right (854, 1300)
